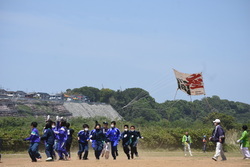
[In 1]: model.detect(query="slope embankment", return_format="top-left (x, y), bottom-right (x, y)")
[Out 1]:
top-left (63, 102), bottom-right (122, 120)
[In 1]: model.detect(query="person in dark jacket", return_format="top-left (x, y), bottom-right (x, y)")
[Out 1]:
top-left (78, 124), bottom-right (90, 160)
top-left (209, 119), bottom-right (227, 161)
top-left (129, 125), bottom-right (143, 159)
top-left (121, 125), bottom-right (131, 160)
top-left (91, 124), bottom-right (107, 160)
top-left (41, 122), bottom-right (55, 161)
top-left (65, 123), bottom-right (74, 159)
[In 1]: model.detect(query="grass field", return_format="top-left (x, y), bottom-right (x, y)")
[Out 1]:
top-left (1, 150), bottom-right (249, 167)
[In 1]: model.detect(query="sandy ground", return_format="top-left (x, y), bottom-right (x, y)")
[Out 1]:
top-left (0, 151), bottom-right (249, 167)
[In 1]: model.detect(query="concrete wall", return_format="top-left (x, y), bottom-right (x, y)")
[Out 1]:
top-left (63, 102), bottom-right (122, 120)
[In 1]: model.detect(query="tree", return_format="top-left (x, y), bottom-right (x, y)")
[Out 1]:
top-left (202, 112), bottom-right (237, 130)
top-left (71, 86), bottom-right (100, 102)
top-left (99, 88), bottom-right (115, 103)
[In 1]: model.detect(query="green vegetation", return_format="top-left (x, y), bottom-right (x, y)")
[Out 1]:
top-left (68, 86), bottom-right (250, 126)
top-left (0, 86), bottom-right (249, 152)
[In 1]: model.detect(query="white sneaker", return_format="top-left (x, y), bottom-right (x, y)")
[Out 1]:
top-left (212, 157), bottom-right (217, 161)
top-left (46, 157), bottom-right (53, 161)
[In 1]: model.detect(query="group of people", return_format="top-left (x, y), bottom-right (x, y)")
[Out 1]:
top-left (23, 116), bottom-right (143, 162)
top-left (23, 117), bottom-right (249, 162)
top-left (24, 116), bottom-right (75, 162)
top-left (181, 119), bottom-right (250, 161)
top-left (77, 121), bottom-right (143, 160)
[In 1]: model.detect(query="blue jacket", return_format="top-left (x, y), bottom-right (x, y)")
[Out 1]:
top-left (52, 126), bottom-right (59, 140)
top-left (211, 125), bottom-right (225, 143)
top-left (25, 128), bottom-right (40, 143)
top-left (57, 126), bottom-right (68, 142)
top-left (41, 128), bottom-right (55, 145)
top-left (106, 127), bottom-right (120, 142)
top-left (78, 130), bottom-right (90, 144)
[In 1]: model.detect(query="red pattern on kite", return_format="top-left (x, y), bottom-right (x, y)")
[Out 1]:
top-left (186, 74), bottom-right (204, 89)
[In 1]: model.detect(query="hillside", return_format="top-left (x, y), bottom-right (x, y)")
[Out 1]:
top-left (68, 86), bottom-right (250, 127)
top-left (63, 102), bottom-right (122, 120)
top-left (0, 99), bottom-right (71, 117)
top-left (0, 99), bottom-right (122, 120)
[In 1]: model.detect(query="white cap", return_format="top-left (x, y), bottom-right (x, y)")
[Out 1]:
top-left (213, 119), bottom-right (220, 123)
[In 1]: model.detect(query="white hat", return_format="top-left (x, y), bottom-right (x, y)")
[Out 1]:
top-left (213, 119), bottom-right (220, 123)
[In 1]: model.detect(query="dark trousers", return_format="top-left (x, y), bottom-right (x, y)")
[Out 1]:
top-left (45, 143), bottom-right (54, 158)
top-left (66, 142), bottom-right (72, 157)
top-left (94, 141), bottom-right (103, 160)
top-left (123, 144), bottom-right (130, 159)
top-left (130, 145), bottom-right (137, 159)
top-left (28, 142), bottom-right (40, 161)
top-left (111, 141), bottom-right (118, 159)
top-left (203, 143), bottom-right (207, 152)
top-left (94, 150), bottom-right (102, 159)
top-left (78, 143), bottom-right (89, 159)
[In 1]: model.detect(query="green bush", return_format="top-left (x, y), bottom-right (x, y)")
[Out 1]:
top-left (0, 116), bottom-right (244, 153)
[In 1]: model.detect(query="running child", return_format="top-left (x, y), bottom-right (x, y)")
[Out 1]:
top-left (90, 123), bottom-right (107, 160)
top-left (51, 121), bottom-right (58, 160)
top-left (121, 125), bottom-right (131, 160)
top-left (106, 121), bottom-right (121, 160)
top-left (66, 122), bottom-right (74, 159)
top-left (24, 122), bottom-right (42, 162)
top-left (55, 116), bottom-right (69, 160)
top-left (41, 122), bottom-right (55, 161)
top-left (129, 125), bottom-right (143, 159)
top-left (101, 121), bottom-right (110, 159)
top-left (78, 124), bottom-right (90, 160)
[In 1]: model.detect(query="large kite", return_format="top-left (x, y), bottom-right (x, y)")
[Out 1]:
top-left (173, 69), bottom-right (205, 96)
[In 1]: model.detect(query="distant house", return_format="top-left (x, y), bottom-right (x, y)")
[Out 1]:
top-left (49, 94), bottom-right (64, 100)
top-left (0, 89), bottom-right (7, 95)
top-left (64, 94), bottom-right (73, 101)
top-left (35, 92), bottom-right (50, 100)
top-left (16, 91), bottom-right (27, 98)
top-left (6, 91), bottom-right (16, 97)
top-left (25, 93), bottom-right (36, 98)
top-left (0, 89), bottom-right (8, 99)
top-left (64, 94), bottom-right (89, 102)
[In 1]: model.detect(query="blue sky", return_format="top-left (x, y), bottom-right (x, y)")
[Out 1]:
top-left (0, 0), bottom-right (250, 104)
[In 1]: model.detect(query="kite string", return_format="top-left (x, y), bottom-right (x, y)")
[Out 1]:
top-left (122, 73), bottom-right (174, 109)
top-left (173, 89), bottom-right (178, 101)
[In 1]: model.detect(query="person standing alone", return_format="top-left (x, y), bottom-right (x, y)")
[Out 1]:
top-left (182, 132), bottom-right (193, 156)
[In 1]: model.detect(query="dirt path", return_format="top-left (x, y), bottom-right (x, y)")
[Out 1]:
top-left (1, 151), bottom-right (249, 167)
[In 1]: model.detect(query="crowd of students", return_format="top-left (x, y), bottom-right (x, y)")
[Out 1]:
top-left (22, 116), bottom-right (250, 162)
top-left (23, 116), bottom-right (143, 162)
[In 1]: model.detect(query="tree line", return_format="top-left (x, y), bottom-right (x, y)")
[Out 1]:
top-left (66, 86), bottom-right (250, 129)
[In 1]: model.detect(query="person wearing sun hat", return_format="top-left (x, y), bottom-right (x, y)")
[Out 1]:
top-left (209, 119), bottom-right (227, 161)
